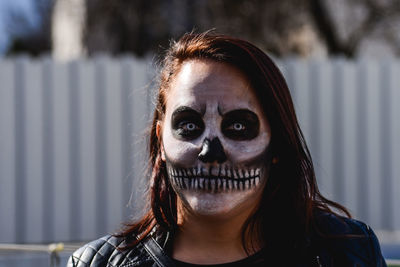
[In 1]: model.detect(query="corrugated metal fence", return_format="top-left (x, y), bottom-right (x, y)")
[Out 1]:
top-left (0, 57), bottom-right (399, 244)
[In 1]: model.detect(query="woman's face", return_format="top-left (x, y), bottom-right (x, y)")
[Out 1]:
top-left (160, 59), bottom-right (271, 218)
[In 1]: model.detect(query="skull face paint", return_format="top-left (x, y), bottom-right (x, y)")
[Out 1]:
top-left (161, 60), bottom-right (271, 216)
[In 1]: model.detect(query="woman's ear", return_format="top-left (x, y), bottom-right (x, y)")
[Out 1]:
top-left (156, 121), bottom-right (166, 162)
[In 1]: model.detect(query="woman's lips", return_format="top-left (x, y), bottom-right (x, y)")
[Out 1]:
top-left (168, 166), bottom-right (262, 193)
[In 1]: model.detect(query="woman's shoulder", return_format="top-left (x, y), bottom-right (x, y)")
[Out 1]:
top-left (312, 212), bottom-right (387, 266)
top-left (315, 212), bottom-right (373, 235)
top-left (67, 234), bottom-right (153, 267)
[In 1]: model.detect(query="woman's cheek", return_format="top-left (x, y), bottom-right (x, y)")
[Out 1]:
top-left (163, 139), bottom-right (199, 166)
top-left (222, 133), bottom-right (270, 163)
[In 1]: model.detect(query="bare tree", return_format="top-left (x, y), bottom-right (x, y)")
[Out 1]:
top-left (310, 0), bottom-right (400, 57)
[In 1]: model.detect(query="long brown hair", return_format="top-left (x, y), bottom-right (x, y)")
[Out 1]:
top-left (118, 32), bottom-right (350, 256)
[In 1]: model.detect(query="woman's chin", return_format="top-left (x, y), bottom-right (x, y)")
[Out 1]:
top-left (178, 189), bottom-right (260, 218)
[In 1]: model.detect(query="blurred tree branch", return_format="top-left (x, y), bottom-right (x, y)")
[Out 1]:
top-left (309, 0), bottom-right (345, 55)
top-left (310, 0), bottom-right (400, 57)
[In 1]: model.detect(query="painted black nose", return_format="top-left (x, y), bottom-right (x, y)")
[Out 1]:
top-left (198, 137), bottom-right (227, 163)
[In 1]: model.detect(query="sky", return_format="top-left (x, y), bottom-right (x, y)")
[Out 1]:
top-left (0, 0), bottom-right (36, 54)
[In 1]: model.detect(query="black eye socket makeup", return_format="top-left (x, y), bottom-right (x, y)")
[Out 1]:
top-left (221, 109), bottom-right (260, 140)
top-left (171, 106), bottom-right (205, 140)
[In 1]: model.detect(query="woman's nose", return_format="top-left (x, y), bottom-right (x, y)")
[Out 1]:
top-left (198, 137), bottom-right (227, 163)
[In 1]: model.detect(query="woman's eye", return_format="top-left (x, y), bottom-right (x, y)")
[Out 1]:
top-left (171, 107), bottom-right (205, 140)
top-left (223, 121), bottom-right (255, 140)
top-left (173, 120), bottom-right (204, 139)
top-left (180, 122), bottom-right (199, 131)
top-left (221, 109), bottom-right (260, 141)
top-left (229, 122), bottom-right (246, 131)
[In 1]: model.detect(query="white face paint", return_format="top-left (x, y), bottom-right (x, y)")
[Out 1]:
top-left (161, 60), bottom-right (271, 217)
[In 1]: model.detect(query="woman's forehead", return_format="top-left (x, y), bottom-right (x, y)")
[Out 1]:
top-left (171, 59), bottom-right (250, 90)
top-left (166, 60), bottom-right (261, 114)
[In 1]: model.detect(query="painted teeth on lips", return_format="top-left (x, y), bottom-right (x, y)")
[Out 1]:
top-left (168, 166), bottom-right (263, 192)
top-left (169, 166), bottom-right (261, 180)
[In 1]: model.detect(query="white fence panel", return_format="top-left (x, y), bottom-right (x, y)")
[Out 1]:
top-left (365, 62), bottom-right (382, 228)
top-left (388, 62), bottom-right (400, 231)
top-left (104, 58), bottom-right (125, 233)
top-left (53, 61), bottom-right (72, 242)
top-left (25, 60), bottom-right (45, 243)
top-left (77, 60), bottom-right (98, 241)
top-left (0, 60), bottom-right (16, 243)
top-left (340, 62), bottom-right (358, 215)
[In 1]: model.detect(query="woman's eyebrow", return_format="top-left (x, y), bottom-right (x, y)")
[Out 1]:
top-left (171, 106), bottom-right (203, 118)
top-left (219, 108), bottom-right (258, 117)
top-left (217, 103), bottom-right (257, 116)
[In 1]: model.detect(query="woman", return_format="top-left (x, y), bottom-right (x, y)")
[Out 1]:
top-left (68, 32), bottom-right (386, 266)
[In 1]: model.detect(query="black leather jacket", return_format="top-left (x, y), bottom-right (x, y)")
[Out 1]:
top-left (67, 214), bottom-right (387, 266)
